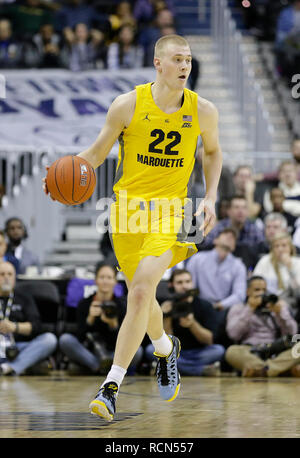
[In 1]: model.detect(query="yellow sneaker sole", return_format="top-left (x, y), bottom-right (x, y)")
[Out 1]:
top-left (89, 400), bottom-right (114, 422)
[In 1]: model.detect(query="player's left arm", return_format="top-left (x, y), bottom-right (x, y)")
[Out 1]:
top-left (195, 98), bottom-right (223, 236)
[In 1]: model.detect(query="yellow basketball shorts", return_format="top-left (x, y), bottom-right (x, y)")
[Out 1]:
top-left (108, 198), bottom-right (197, 281)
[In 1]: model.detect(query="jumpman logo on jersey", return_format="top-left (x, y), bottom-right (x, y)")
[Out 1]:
top-left (143, 113), bottom-right (151, 121)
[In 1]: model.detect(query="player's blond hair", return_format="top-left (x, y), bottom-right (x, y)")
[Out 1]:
top-left (154, 34), bottom-right (190, 58)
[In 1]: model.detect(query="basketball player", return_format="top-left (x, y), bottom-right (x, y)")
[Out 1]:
top-left (43, 34), bottom-right (222, 421)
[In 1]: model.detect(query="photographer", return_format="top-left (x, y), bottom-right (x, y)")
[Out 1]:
top-left (225, 276), bottom-right (300, 377)
top-left (0, 262), bottom-right (57, 375)
top-left (145, 269), bottom-right (225, 376)
top-left (59, 263), bottom-right (143, 374)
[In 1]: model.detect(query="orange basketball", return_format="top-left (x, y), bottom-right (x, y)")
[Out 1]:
top-left (46, 155), bottom-right (96, 205)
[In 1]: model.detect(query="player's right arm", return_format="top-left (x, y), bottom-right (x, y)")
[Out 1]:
top-left (42, 91), bottom-right (136, 196)
top-left (77, 91), bottom-right (136, 169)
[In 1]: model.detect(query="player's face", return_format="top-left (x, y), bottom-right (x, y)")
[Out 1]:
top-left (158, 44), bottom-right (192, 89)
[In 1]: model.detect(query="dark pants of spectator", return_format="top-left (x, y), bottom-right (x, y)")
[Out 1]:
top-left (59, 333), bottom-right (144, 374)
top-left (145, 343), bottom-right (225, 375)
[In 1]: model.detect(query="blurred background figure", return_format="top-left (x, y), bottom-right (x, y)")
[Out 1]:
top-left (0, 18), bottom-right (22, 68)
top-left (0, 262), bottom-right (57, 376)
top-left (59, 263), bottom-right (143, 375)
top-left (275, 0), bottom-right (300, 80)
top-left (107, 23), bottom-right (144, 69)
top-left (253, 232), bottom-right (300, 314)
top-left (61, 22), bottom-right (106, 71)
top-left (263, 161), bottom-right (300, 218)
top-left (23, 23), bottom-right (61, 68)
top-left (4, 218), bottom-right (40, 275)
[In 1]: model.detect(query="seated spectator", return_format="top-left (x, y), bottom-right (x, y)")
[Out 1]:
top-left (0, 262), bottom-right (57, 376)
top-left (200, 195), bottom-right (264, 271)
top-left (225, 275), bottom-right (300, 377)
top-left (134, 0), bottom-right (175, 26)
top-left (59, 263), bottom-right (143, 375)
top-left (108, 1), bottom-right (136, 39)
top-left (0, 18), bottom-right (22, 68)
top-left (217, 198), bottom-right (230, 220)
top-left (23, 23), bottom-right (62, 68)
top-left (269, 187), bottom-right (298, 233)
top-left (0, 230), bottom-right (19, 273)
top-left (233, 165), bottom-right (261, 219)
top-left (255, 212), bottom-right (300, 259)
top-left (263, 160), bottom-right (300, 218)
top-left (60, 23), bottom-right (104, 71)
top-left (145, 269), bottom-right (225, 376)
top-left (275, 0), bottom-right (300, 79)
top-left (139, 7), bottom-right (175, 66)
top-left (107, 23), bottom-right (144, 70)
top-left (2, 0), bottom-right (55, 40)
top-left (187, 228), bottom-right (247, 312)
top-left (253, 232), bottom-right (300, 313)
top-left (4, 217), bottom-right (40, 275)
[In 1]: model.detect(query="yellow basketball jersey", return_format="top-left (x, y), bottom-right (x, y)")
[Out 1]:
top-left (112, 82), bottom-right (201, 201)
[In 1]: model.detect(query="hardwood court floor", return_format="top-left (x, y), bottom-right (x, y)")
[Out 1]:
top-left (1, 372), bottom-right (300, 438)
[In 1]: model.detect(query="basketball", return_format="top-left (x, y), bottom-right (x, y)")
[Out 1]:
top-left (46, 155), bottom-right (96, 205)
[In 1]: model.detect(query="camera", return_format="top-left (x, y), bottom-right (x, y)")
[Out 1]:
top-left (101, 301), bottom-right (118, 319)
top-left (164, 288), bottom-right (199, 319)
top-left (0, 332), bottom-right (19, 362)
top-left (256, 293), bottom-right (279, 314)
top-left (250, 335), bottom-right (294, 360)
top-left (5, 345), bottom-right (19, 361)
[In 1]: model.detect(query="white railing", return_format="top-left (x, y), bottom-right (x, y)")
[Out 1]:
top-left (211, 0), bottom-right (274, 151)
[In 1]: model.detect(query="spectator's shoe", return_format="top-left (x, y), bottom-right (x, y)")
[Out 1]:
top-left (89, 381), bottom-right (118, 421)
top-left (290, 364), bottom-right (300, 377)
top-left (154, 335), bottom-right (181, 402)
top-left (242, 366), bottom-right (268, 377)
top-left (202, 361), bottom-right (221, 377)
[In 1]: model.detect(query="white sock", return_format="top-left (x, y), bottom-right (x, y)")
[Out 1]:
top-left (151, 332), bottom-right (173, 356)
top-left (102, 365), bottom-right (127, 388)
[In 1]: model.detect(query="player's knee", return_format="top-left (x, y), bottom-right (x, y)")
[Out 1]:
top-left (128, 282), bottom-right (152, 310)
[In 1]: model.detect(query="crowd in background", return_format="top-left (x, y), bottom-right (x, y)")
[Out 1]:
top-left (0, 0), bottom-right (179, 71)
top-left (0, 0), bottom-right (299, 85)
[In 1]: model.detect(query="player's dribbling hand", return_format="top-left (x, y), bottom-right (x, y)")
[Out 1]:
top-left (194, 196), bottom-right (216, 237)
top-left (42, 166), bottom-right (56, 201)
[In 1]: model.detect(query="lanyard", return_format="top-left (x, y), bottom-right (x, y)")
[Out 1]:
top-left (0, 293), bottom-right (14, 321)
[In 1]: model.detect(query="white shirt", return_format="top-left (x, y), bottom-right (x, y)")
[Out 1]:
top-left (253, 253), bottom-right (300, 295)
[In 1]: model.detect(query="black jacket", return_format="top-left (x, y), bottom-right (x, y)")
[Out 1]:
top-left (0, 291), bottom-right (42, 342)
top-left (172, 297), bottom-right (218, 350)
top-left (76, 293), bottom-right (126, 351)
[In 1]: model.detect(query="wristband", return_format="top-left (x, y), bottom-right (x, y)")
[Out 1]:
top-left (15, 322), bottom-right (19, 333)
